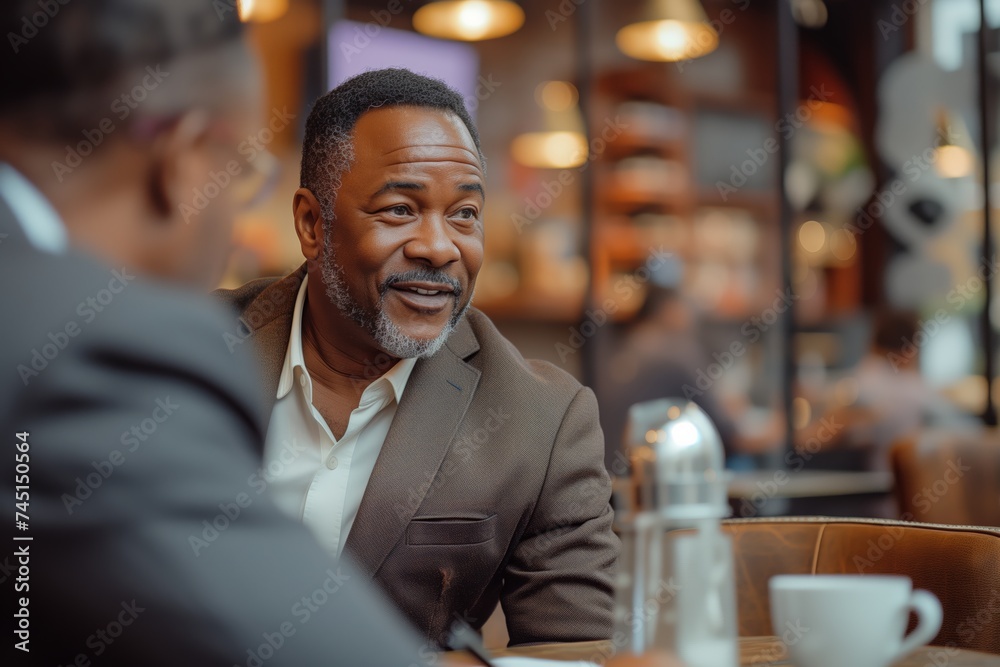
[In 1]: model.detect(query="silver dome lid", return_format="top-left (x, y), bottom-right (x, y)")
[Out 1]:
top-left (623, 398), bottom-right (729, 520)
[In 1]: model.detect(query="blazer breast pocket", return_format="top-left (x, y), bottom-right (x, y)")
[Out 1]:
top-left (406, 514), bottom-right (498, 546)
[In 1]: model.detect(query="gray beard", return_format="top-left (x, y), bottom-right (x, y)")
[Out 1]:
top-left (319, 244), bottom-right (469, 359)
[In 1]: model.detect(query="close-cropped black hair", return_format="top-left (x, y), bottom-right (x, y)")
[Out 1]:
top-left (300, 68), bottom-right (484, 221)
top-left (0, 0), bottom-right (244, 139)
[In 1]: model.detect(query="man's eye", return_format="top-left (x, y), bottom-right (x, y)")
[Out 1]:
top-left (455, 208), bottom-right (478, 220)
top-left (387, 205), bottom-right (411, 216)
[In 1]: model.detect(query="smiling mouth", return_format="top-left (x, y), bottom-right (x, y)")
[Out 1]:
top-left (387, 283), bottom-right (457, 314)
top-left (400, 286), bottom-right (447, 296)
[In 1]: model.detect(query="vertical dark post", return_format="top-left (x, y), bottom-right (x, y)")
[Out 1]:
top-left (576, 0), bottom-right (597, 391)
top-left (777, 0), bottom-right (798, 452)
top-left (979, 0), bottom-right (997, 425)
top-left (321, 0), bottom-right (346, 92)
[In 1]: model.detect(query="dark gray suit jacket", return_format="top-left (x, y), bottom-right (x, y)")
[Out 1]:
top-left (0, 206), bottom-right (427, 666)
top-left (217, 266), bottom-right (620, 646)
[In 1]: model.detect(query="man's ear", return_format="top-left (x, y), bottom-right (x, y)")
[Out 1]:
top-left (293, 187), bottom-right (325, 261)
top-left (148, 110), bottom-right (212, 220)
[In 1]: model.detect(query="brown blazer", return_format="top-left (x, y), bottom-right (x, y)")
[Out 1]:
top-left (216, 265), bottom-right (620, 646)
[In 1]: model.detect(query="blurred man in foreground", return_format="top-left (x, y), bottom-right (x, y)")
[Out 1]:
top-left (0, 2), bottom-right (427, 665)
top-left (218, 68), bottom-right (619, 646)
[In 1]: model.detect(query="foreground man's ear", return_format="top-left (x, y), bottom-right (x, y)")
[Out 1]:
top-left (148, 109), bottom-right (213, 222)
top-left (292, 187), bottom-right (325, 261)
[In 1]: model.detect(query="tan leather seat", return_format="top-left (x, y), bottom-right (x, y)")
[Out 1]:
top-left (723, 517), bottom-right (1000, 654)
top-left (890, 430), bottom-right (1000, 526)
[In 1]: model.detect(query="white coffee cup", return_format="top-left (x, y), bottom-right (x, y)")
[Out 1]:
top-left (769, 575), bottom-right (943, 667)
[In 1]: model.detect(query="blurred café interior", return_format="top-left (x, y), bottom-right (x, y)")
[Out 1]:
top-left (232, 0), bottom-right (1000, 526)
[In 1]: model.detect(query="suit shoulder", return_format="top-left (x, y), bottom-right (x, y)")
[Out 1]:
top-left (464, 308), bottom-right (585, 400)
top-left (103, 279), bottom-right (259, 380)
top-left (2, 256), bottom-right (265, 430)
top-left (213, 275), bottom-right (284, 313)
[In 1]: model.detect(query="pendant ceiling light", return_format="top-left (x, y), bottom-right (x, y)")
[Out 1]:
top-left (616, 0), bottom-right (718, 62)
top-left (934, 111), bottom-right (975, 179)
top-left (511, 81), bottom-right (589, 170)
top-left (237, 0), bottom-right (289, 23)
top-left (413, 0), bottom-right (525, 41)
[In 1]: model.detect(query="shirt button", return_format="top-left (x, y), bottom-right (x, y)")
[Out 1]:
top-left (299, 375), bottom-right (307, 388)
top-left (326, 456), bottom-right (339, 470)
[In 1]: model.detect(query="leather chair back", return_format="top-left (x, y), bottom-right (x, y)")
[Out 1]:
top-left (891, 429), bottom-right (1000, 526)
top-left (723, 517), bottom-right (1000, 654)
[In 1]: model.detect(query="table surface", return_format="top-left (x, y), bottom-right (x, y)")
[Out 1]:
top-left (449, 636), bottom-right (1000, 666)
top-left (727, 470), bottom-right (894, 499)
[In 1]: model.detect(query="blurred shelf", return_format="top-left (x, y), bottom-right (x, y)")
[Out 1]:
top-left (696, 187), bottom-right (778, 212)
top-left (477, 294), bottom-right (585, 323)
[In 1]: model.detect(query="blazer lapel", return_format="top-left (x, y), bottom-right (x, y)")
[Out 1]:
top-left (249, 313), bottom-right (294, 413)
top-left (345, 316), bottom-right (481, 577)
top-left (235, 265), bottom-right (305, 450)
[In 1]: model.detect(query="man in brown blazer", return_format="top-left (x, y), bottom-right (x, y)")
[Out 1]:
top-left (217, 68), bottom-right (619, 647)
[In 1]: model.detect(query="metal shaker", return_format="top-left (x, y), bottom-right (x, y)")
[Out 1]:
top-left (613, 398), bottom-right (738, 667)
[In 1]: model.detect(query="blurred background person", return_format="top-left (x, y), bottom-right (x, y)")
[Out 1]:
top-left (599, 276), bottom-right (783, 469)
top-left (797, 311), bottom-right (970, 474)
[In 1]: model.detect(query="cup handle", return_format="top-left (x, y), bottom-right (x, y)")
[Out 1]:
top-left (892, 589), bottom-right (944, 661)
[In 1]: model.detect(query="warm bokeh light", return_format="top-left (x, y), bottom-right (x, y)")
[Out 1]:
top-left (615, 0), bottom-right (717, 62)
top-left (537, 81), bottom-right (579, 113)
top-left (934, 144), bottom-right (975, 179)
top-left (833, 377), bottom-right (860, 407)
top-left (616, 19), bottom-right (718, 62)
top-left (792, 0), bottom-right (828, 28)
top-left (792, 397), bottom-right (812, 430)
top-left (511, 131), bottom-right (588, 169)
top-left (237, 0), bottom-right (288, 23)
top-left (828, 228), bottom-right (857, 261)
top-left (412, 0), bottom-right (525, 41)
top-left (798, 220), bottom-right (827, 254)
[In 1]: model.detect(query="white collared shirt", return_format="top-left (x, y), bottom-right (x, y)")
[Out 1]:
top-left (262, 275), bottom-right (416, 558)
top-left (0, 163), bottom-right (68, 254)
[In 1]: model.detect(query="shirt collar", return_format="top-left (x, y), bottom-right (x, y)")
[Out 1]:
top-left (0, 163), bottom-right (68, 254)
top-left (276, 275), bottom-right (417, 403)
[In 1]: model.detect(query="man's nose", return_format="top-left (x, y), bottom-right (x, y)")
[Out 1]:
top-left (403, 215), bottom-right (462, 267)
